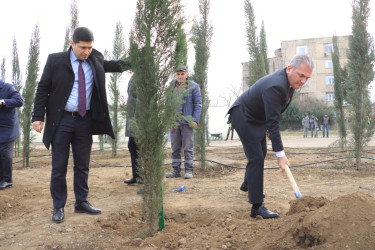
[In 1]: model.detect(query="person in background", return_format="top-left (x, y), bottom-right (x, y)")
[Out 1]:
top-left (166, 66), bottom-right (202, 179)
top-left (225, 119), bottom-right (234, 141)
top-left (313, 115), bottom-right (319, 137)
top-left (124, 76), bottom-right (142, 185)
top-left (309, 115), bottom-right (316, 138)
top-left (0, 81), bottom-right (23, 190)
top-left (322, 114), bottom-right (330, 137)
top-left (32, 27), bottom-right (131, 223)
top-left (302, 114), bottom-right (309, 138)
top-left (228, 55), bottom-right (314, 219)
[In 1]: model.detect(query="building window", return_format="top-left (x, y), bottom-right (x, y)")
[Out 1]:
top-left (325, 60), bottom-right (333, 68)
top-left (326, 92), bottom-right (335, 101)
top-left (324, 43), bottom-right (334, 53)
top-left (296, 45), bottom-right (308, 55)
top-left (326, 75), bottom-right (334, 85)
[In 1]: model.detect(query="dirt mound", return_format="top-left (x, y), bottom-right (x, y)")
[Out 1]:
top-left (287, 196), bottom-right (330, 215)
top-left (284, 192), bottom-right (375, 249)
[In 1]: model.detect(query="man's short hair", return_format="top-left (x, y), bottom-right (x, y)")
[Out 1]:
top-left (72, 27), bottom-right (94, 43)
top-left (289, 54), bottom-right (314, 70)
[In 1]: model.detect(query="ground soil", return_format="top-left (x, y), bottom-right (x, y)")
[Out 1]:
top-left (1, 134), bottom-right (375, 249)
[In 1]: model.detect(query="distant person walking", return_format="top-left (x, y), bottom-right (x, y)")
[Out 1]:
top-left (309, 115), bottom-right (318, 137)
top-left (313, 115), bottom-right (318, 137)
top-left (301, 115), bottom-right (309, 138)
top-left (366, 114), bottom-right (372, 133)
top-left (225, 119), bottom-right (234, 141)
top-left (322, 114), bottom-right (330, 138)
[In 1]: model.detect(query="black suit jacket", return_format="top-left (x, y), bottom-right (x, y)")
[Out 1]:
top-left (32, 47), bottom-right (129, 149)
top-left (228, 67), bottom-right (293, 152)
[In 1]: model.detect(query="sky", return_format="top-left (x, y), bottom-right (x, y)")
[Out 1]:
top-left (1, 0), bottom-right (375, 105)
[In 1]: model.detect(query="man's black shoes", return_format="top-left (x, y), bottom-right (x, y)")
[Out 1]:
top-left (124, 177), bottom-right (137, 185)
top-left (75, 201), bottom-right (101, 215)
top-left (250, 205), bottom-right (280, 219)
top-left (52, 208), bottom-right (64, 223)
top-left (240, 182), bottom-right (248, 192)
top-left (0, 181), bottom-right (12, 190)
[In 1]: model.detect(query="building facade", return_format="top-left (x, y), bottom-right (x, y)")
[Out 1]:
top-left (242, 36), bottom-right (350, 105)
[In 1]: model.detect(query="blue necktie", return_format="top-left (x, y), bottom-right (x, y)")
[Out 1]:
top-left (78, 60), bottom-right (86, 117)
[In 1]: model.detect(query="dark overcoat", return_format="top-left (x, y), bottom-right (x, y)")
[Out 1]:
top-left (0, 81), bottom-right (23, 143)
top-left (32, 48), bottom-right (128, 149)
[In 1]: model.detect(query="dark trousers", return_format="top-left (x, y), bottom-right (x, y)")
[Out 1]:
top-left (0, 140), bottom-right (14, 183)
top-left (128, 136), bottom-right (139, 179)
top-left (50, 112), bottom-right (93, 209)
top-left (229, 107), bottom-right (267, 204)
top-left (225, 127), bottom-right (234, 140)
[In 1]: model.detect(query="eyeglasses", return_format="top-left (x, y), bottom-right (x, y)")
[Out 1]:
top-left (177, 72), bottom-right (186, 76)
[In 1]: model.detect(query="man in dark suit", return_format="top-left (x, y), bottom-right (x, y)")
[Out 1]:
top-left (32, 27), bottom-right (130, 223)
top-left (228, 54), bottom-right (314, 219)
top-left (0, 81), bottom-right (23, 190)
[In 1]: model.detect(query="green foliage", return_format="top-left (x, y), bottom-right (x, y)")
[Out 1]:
top-left (280, 93), bottom-right (335, 130)
top-left (63, 27), bottom-right (70, 52)
top-left (346, 0), bottom-right (375, 169)
top-left (63, 0), bottom-right (79, 51)
top-left (12, 38), bottom-right (22, 92)
top-left (192, 0), bottom-right (213, 169)
top-left (129, 0), bottom-right (184, 235)
top-left (259, 21), bottom-right (269, 74)
top-left (174, 18), bottom-right (188, 67)
top-left (108, 22), bottom-right (126, 157)
top-left (1, 57), bottom-right (5, 81)
top-left (22, 25), bottom-right (40, 168)
top-left (332, 35), bottom-right (348, 149)
top-left (244, 0), bottom-right (267, 87)
top-left (12, 38), bottom-right (22, 157)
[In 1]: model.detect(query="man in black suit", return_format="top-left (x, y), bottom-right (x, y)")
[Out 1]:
top-left (32, 27), bottom-right (130, 223)
top-left (228, 54), bottom-right (313, 219)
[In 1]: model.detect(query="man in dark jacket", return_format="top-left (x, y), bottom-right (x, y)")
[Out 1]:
top-left (228, 55), bottom-right (314, 219)
top-left (0, 81), bottom-right (23, 190)
top-left (32, 27), bottom-right (130, 223)
top-left (124, 76), bottom-right (141, 185)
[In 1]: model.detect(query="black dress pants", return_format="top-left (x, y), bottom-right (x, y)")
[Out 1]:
top-left (50, 112), bottom-right (93, 209)
top-left (229, 106), bottom-right (267, 205)
top-left (128, 136), bottom-right (139, 179)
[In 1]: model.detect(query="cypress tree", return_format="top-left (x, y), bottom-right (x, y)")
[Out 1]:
top-left (174, 18), bottom-right (188, 67)
top-left (22, 25), bottom-right (40, 168)
top-left (332, 35), bottom-right (348, 149)
top-left (192, 0), bottom-right (213, 169)
top-left (63, 0), bottom-right (79, 51)
top-left (259, 21), bottom-right (269, 74)
top-left (12, 38), bottom-right (22, 157)
top-left (244, 0), bottom-right (266, 87)
top-left (109, 22), bottom-right (126, 157)
top-left (129, 0), bottom-right (184, 236)
top-left (1, 57), bottom-right (5, 81)
top-left (346, 0), bottom-right (375, 170)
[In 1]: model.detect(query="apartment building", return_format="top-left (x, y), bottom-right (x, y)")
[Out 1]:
top-left (242, 36), bottom-right (350, 105)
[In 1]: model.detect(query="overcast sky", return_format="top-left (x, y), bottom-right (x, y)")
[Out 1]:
top-left (1, 0), bottom-right (374, 104)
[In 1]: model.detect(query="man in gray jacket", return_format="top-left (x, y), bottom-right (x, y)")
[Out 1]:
top-left (166, 66), bottom-right (202, 179)
top-left (302, 115), bottom-right (309, 138)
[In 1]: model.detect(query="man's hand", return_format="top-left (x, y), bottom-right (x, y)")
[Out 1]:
top-left (189, 121), bottom-right (198, 129)
top-left (277, 156), bottom-right (290, 171)
top-left (32, 121), bottom-right (44, 133)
